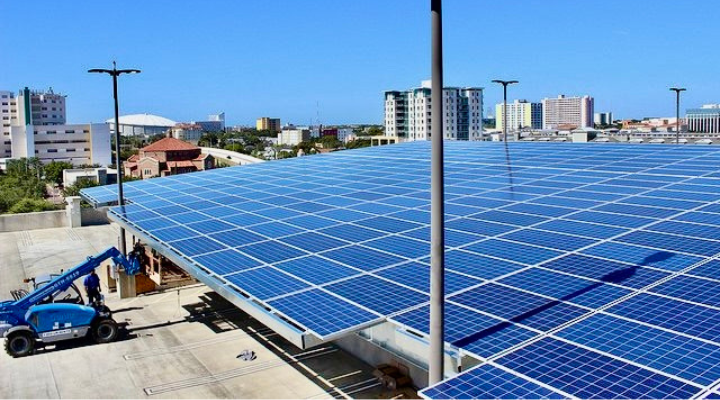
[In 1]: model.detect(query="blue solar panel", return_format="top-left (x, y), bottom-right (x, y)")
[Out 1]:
top-left (225, 267), bottom-right (310, 300)
top-left (616, 230), bottom-right (720, 257)
top-left (207, 228), bottom-right (266, 248)
top-left (268, 289), bottom-right (380, 338)
top-left (441, 249), bottom-right (525, 279)
top-left (649, 275), bottom-right (720, 308)
top-left (421, 364), bottom-right (566, 399)
top-left (647, 220), bottom-right (720, 241)
top-left (375, 262), bottom-right (482, 295)
top-left (193, 249), bottom-right (261, 275)
top-left (687, 260), bottom-right (720, 280)
top-left (392, 303), bottom-right (503, 343)
top-left (450, 284), bottom-right (548, 321)
top-left (279, 232), bottom-right (348, 253)
top-left (325, 275), bottom-right (428, 315)
top-left (566, 211), bottom-right (656, 228)
top-left (580, 241), bottom-right (703, 272)
top-left (463, 239), bottom-right (563, 266)
top-left (607, 293), bottom-right (720, 342)
top-left (533, 219), bottom-right (627, 239)
top-left (470, 210), bottom-right (549, 227)
top-left (81, 142), bottom-right (720, 399)
top-left (445, 218), bottom-right (516, 236)
top-left (500, 229), bottom-right (598, 252)
top-left (239, 240), bottom-right (308, 264)
top-left (497, 338), bottom-right (700, 399)
top-left (321, 245), bottom-right (405, 271)
top-left (169, 236), bottom-right (226, 257)
top-left (557, 313), bottom-right (720, 386)
top-left (498, 268), bottom-right (596, 300)
top-left (540, 253), bottom-right (670, 289)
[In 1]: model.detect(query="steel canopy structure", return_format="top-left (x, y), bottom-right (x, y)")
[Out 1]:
top-left (84, 141), bottom-right (720, 399)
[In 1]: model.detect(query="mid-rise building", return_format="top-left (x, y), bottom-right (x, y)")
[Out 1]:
top-left (278, 129), bottom-right (310, 146)
top-left (1, 87), bottom-right (109, 168)
top-left (385, 81), bottom-right (484, 141)
top-left (257, 117), bottom-right (281, 132)
top-left (495, 100), bottom-right (542, 131)
top-left (594, 112), bottom-right (613, 126)
top-left (9, 123), bottom-right (111, 166)
top-left (687, 104), bottom-right (720, 134)
top-left (542, 95), bottom-right (594, 129)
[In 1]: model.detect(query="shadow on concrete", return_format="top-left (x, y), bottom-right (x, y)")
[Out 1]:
top-left (177, 291), bottom-right (386, 398)
top-left (452, 251), bottom-right (672, 349)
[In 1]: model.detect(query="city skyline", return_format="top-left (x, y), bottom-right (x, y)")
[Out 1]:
top-left (2, 1), bottom-right (719, 126)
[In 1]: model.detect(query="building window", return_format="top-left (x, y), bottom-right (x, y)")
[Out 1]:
top-left (67, 148), bottom-right (76, 152)
top-left (47, 149), bottom-right (58, 153)
top-left (143, 169), bottom-right (152, 176)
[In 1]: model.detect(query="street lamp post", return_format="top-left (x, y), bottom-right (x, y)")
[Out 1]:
top-left (492, 80), bottom-right (518, 142)
top-left (429, 0), bottom-right (445, 386)
top-left (669, 87), bottom-right (686, 145)
top-left (88, 62), bottom-right (141, 255)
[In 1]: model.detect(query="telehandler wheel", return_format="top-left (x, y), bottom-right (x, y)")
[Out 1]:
top-left (4, 330), bottom-right (35, 357)
top-left (91, 318), bottom-right (118, 343)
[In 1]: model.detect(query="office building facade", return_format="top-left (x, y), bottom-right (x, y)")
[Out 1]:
top-left (9, 123), bottom-right (111, 166)
top-left (542, 95), bottom-right (594, 129)
top-left (257, 117), bottom-right (281, 132)
top-left (687, 105), bottom-right (720, 134)
top-left (495, 100), bottom-right (542, 131)
top-left (385, 81), bottom-right (483, 141)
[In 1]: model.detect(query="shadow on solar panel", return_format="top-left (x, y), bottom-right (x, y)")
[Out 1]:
top-left (453, 251), bottom-right (673, 348)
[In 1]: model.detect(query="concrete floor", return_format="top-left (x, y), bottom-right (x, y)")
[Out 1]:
top-left (0, 225), bottom-right (391, 399)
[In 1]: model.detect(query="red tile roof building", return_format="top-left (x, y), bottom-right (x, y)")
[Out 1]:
top-left (124, 137), bottom-right (214, 179)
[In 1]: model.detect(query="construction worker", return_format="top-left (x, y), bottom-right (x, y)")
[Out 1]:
top-left (84, 270), bottom-right (101, 305)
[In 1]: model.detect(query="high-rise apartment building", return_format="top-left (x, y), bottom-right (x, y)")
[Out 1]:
top-left (541, 95), bottom-right (594, 129)
top-left (495, 100), bottom-right (542, 131)
top-left (385, 81), bottom-right (483, 141)
top-left (687, 105), bottom-right (720, 134)
top-left (257, 117), bottom-right (281, 132)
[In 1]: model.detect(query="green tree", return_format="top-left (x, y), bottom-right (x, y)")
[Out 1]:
top-left (44, 161), bottom-right (74, 185)
top-left (366, 126), bottom-right (384, 136)
top-left (346, 139), bottom-right (371, 149)
top-left (63, 179), bottom-right (100, 197)
top-left (8, 198), bottom-right (57, 214)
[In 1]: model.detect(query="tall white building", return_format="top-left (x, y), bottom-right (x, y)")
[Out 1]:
top-left (542, 95), bottom-right (594, 129)
top-left (385, 80), bottom-right (483, 141)
top-left (495, 100), bottom-right (542, 131)
top-left (0, 87), bottom-right (110, 169)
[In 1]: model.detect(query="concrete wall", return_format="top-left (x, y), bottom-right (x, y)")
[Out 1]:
top-left (0, 210), bottom-right (67, 232)
top-left (81, 207), bottom-right (109, 226)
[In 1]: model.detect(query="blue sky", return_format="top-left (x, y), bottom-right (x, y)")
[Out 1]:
top-left (1, 1), bottom-right (718, 126)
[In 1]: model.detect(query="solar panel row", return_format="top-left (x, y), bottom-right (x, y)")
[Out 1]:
top-left (82, 142), bottom-right (720, 398)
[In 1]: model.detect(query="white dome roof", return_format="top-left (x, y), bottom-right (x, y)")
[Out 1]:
top-left (107, 113), bottom-right (176, 127)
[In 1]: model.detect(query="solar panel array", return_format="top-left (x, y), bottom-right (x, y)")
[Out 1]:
top-left (83, 142), bottom-right (720, 399)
